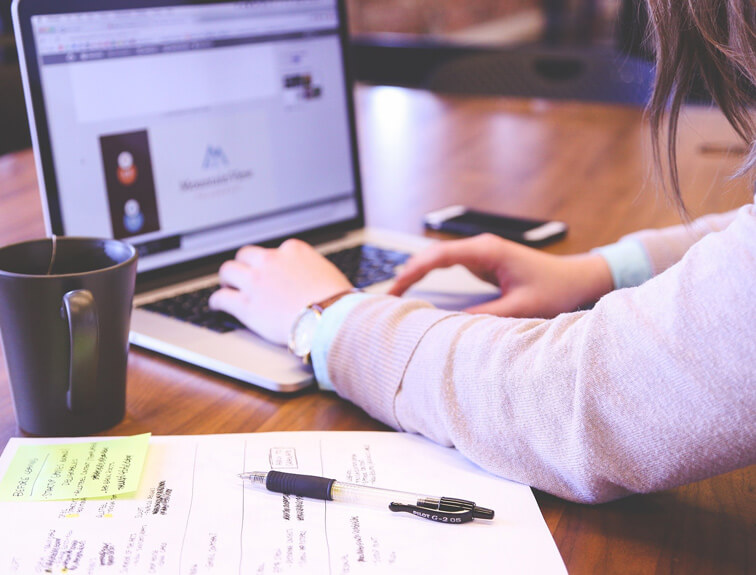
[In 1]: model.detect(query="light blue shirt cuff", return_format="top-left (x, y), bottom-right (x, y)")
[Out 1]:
top-left (592, 239), bottom-right (653, 290)
top-left (311, 293), bottom-right (374, 391)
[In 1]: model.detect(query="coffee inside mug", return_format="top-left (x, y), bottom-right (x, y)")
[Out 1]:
top-left (0, 237), bottom-right (134, 276)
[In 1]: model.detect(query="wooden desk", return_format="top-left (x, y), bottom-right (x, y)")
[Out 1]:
top-left (0, 85), bottom-right (753, 573)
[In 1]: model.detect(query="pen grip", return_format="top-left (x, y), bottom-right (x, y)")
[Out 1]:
top-left (266, 471), bottom-right (336, 500)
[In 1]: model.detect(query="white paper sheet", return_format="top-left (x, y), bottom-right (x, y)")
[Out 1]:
top-left (0, 432), bottom-right (566, 574)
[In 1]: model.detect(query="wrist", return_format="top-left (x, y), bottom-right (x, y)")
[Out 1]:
top-left (288, 288), bottom-right (361, 364)
top-left (565, 253), bottom-right (614, 308)
top-left (310, 292), bottom-right (375, 391)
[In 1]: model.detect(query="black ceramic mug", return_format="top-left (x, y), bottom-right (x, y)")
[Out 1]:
top-left (0, 237), bottom-right (137, 436)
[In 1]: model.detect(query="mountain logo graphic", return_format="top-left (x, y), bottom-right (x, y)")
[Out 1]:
top-left (202, 146), bottom-right (229, 169)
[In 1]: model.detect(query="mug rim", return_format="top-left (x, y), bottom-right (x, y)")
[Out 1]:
top-left (0, 236), bottom-right (138, 279)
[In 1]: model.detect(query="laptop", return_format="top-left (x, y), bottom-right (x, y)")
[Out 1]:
top-left (13, 0), bottom-right (497, 392)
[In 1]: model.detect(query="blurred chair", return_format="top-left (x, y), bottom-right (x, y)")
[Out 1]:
top-left (349, 36), bottom-right (475, 89)
top-left (0, 20), bottom-right (32, 157)
top-left (351, 37), bottom-right (656, 107)
top-left (617, 0), bottom-right (653, 60)
top-left (0, 60), bottom-right (31, 157)
top-left (425, 47), bottom-right (655, 106)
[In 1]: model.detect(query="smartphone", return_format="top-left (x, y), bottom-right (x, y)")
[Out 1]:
top-left (424, 205), bottom-right (567, 247)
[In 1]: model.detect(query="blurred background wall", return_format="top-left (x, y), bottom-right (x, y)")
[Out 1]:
top-left (346, 0), bottom-right (626, 48)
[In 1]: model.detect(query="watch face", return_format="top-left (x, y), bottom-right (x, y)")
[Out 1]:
top-left (289, 308), bottom-right (321, 358)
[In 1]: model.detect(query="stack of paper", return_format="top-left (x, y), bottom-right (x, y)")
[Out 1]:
top-left (0, 432), bottom-right (566, 574)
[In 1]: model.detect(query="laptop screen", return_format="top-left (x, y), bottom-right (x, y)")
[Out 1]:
top-left (23, 0), bottom-right (360, 272)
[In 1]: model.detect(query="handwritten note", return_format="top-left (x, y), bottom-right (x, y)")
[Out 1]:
top-left (0, 433), bottom-right (150, 501)
top-left (0, 433), bottom-right (566, 573)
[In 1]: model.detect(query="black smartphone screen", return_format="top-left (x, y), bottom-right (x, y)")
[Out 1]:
top-left (426, 209), bottom-right (567, 246)
top-left (446, 211), bottom-right (547, 233)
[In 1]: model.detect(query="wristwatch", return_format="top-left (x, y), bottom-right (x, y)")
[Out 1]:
top-left (288, 288), bottom-right (360, 364)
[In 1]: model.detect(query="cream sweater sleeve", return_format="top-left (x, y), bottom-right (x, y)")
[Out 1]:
top-left (624, 209), bottom-right (740, 275)
top-left (326, 205), bottom-right (756, 503)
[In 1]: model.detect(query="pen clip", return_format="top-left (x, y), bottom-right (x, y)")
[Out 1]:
top-left (388, 502), bottom-right (474, 524)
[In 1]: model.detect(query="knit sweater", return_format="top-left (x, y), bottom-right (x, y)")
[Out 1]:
top-left (324, 206), bottom-right (756, 503)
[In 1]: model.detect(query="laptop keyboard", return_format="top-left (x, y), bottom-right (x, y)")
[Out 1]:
top-left (140, 244), bottom-right (410, 334)
top-left (141, 286), bottom-right (244, 334)
top-left (323, 244), bottom-right (410, 289)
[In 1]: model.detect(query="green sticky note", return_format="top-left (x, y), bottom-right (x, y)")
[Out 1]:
top-left (0, 433), bottom-right (151, 501)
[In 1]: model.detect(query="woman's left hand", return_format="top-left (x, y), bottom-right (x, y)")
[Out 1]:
top-left (209, 239), bottom-right (352, 345)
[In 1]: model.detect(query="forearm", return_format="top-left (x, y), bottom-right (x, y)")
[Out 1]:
top-left (323, 206), bottom-right (756, 503)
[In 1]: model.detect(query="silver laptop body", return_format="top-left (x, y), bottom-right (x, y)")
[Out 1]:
top-left (14, 0), bottom-right (497, 392)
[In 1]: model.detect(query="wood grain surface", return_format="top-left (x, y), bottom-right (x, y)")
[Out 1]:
top-left (0, 85), bottom-right (753, 574)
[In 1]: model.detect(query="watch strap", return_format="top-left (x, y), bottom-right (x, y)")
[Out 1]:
top-left (310, 288), bottom-right (363, 313)
top-left (289, 288), bottom-right (362, 363)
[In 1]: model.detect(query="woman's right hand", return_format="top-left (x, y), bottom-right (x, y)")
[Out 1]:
top-left (389, 234), bottom-right (614, 318)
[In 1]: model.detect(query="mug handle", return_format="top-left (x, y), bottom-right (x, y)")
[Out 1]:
top-left (61, 290), bottom-right (99, 412)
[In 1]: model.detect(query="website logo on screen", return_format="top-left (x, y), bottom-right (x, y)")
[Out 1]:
top-left (179, 145), bottom-right (253, 193)
top-left (202, 146), bottom-right (229, 170)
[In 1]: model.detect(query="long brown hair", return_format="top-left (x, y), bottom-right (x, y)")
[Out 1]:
top-left (645, 0), bottom-right (755, 210)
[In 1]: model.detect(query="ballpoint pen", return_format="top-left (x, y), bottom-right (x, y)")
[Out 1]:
top-left (239, 470), bottom-right (494, 525)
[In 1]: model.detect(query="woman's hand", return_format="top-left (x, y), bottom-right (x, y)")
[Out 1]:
top-left (389, 234), bottom-right (613, 318)
top-left (209, 239), bottom-right (352, 345)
